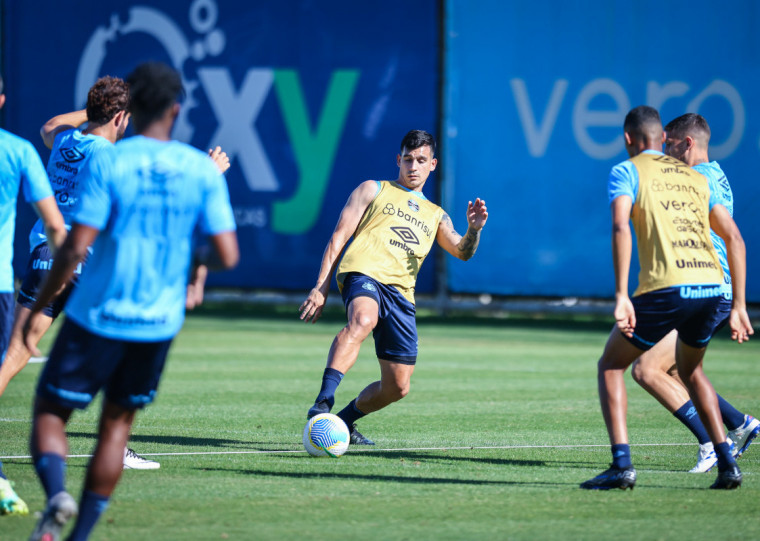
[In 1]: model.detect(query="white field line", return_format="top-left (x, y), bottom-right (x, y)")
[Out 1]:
top-left (0, 442), bottom-right (698, 460)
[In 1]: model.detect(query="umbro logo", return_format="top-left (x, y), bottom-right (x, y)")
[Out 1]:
top-left (60, 147), bottom-right (85, 163)
top-left (390, 226), bottom-right (419, 245)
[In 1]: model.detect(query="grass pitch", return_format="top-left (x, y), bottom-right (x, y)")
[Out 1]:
top-left (1, 304), bottom-right (759, 540)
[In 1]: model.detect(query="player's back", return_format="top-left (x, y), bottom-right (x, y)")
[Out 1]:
top-left (629, 152), bottom-right (723, 296)
top-left (64, 135), bottom-right (234, 341)
top-left (28, 129), bottom-right (112, 250)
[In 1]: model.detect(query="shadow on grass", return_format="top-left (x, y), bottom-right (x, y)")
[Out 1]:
top-left (197, 466), bottom-right (577, 488)
top-left (66, 431), bottom-right (271, 448)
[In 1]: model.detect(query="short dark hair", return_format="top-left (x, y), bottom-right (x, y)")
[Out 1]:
top-left (86, 76), bottom-right (130, 125)
top-left (400, 130), bottom-right (436, 157)
top-left (126, 62), bottom-right (184, 133)
top-left (624, 105), bottom-right (662, 142)
top-left (664, 113), bottom-right (711, 143)
top-left (0, 75), bottom-right (4, 95)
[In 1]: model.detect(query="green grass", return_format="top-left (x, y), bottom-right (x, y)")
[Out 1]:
top-left (2, 305), bottom-right (759, 540)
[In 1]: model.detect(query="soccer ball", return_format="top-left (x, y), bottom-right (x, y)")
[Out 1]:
top-left (303, 413), bottom-right (350, 457)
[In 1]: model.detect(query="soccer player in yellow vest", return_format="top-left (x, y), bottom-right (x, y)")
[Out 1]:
top-left (299, 130), bottom-right (488, 444)
top-left (580, 106), bottom-right (753, 491)
top-left (631, 114), bottom-right (759, 473)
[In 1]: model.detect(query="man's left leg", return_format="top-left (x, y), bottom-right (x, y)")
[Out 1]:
top-left (336, 360), bottom-right (415, 445)
top-left (580, 327), bottom-right (644, 490)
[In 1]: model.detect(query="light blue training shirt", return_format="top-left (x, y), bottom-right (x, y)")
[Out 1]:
top-left (64, 135), bottom-right (236, 341)
top-left (693, 161), bottom-right (733, 299)
top-left (0, 128), bottom-right (53, 292)
top-left (28, 129), bottom-right (112, 250)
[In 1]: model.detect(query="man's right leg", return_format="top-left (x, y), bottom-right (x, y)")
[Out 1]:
top-left (0, 305), bottom-right (53, 396)
top-left (29, 397), bottom-right (78, 541)
top-left (308, 296), bottom-right (378, 418)
top-left (675, 339), bottom-right (740, 489)
top-left (66, 400), bottom-right (135, 541)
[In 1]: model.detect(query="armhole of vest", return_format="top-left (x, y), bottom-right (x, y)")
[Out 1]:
top-left (374, 180), bottom-right (382, 197)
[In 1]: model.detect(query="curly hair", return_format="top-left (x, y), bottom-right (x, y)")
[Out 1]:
top-left (86, 76), bottom-right (130, 125)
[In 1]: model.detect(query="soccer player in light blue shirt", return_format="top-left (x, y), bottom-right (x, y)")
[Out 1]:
top-left (0, 77), bottom-right (130, 399)
top-left (0, 75), bottom-right (66, 517)
top-left (25, 63), bottom-right (239, 541)
top-left (631, 113), bottom-right (759, 474)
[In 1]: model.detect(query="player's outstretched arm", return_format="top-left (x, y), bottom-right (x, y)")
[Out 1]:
top-left (299, 180), bottom-right (378, 323)
top-left (208, 146), bottom-right (231, 174)
top-left (40, 109), bottom-right (88, 149)
top-left (710, 204), bottom-right (754, 343)
top-left (611, 195), bottom-right (635, 336)
top-left (435, 198), bottom-right (488, 261)
top-left (23, 223), bottom-right (98, 355)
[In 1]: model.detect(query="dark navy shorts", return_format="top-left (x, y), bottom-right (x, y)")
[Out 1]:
top-left (626, 285), bottom-right (724, 350)
top-left (36, 318), bottom-right (173, 411)
top-left (17, 242), bottom-right (82, 318)
top-left (0, 292), bottom-right (14, 361)
top-left (341, 272), bottom-right (418, 364)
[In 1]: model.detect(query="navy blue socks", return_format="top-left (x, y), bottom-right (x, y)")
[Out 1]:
top-left (674, 401), bottom-right (711, 444)
top-left (714, 441), bottom-right (736, 471)
top-left (33, 452), bottom-right (67, 500)
top-left (315, 368), bottom-right (344, 408)
top-left (67, 490), bottom-right (109, 541)
top-left (611, 444), bottom-right (632, 469)
top-left (716, 394), bottom-right (745, 431)
top-left (337, 399), bottom-right (367, 428)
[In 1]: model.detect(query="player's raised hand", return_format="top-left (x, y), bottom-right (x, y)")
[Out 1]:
top-left (300, 288), bottom-right (327, 323)
top-left (729, 307), bottom-right (754, 344)
top-left (208, 146), bottom-right (230, 174)
top-left (467, 198), bottom-right (488, 231)
top-left (614, 295), bottom-right (636, 338)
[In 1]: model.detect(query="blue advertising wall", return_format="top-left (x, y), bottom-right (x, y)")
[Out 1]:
top-left (444, 1), bottom-right (760, 301)
top-left (3, 0), bottom-right (439, 292)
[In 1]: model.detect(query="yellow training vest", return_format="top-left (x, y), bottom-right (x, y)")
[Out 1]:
top-left (630, 153), bottom-right (723, 296)
top-left (337, 181), bottom-right (444, 304)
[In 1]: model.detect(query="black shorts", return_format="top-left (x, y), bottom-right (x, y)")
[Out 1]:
top-left (0, 292), bottom-right (14, 359)
top-left (341, 273), bottom-right (418, 364)
top-left (37, 318), bottom-right (173, 410)
top-left (17, 242), bottom-right (82, 318)
top-left (626, 286), bottom-right (724, 350)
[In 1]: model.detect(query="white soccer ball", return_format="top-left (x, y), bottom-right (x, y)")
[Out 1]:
top-left (303, 413), bottom-right (350, 457)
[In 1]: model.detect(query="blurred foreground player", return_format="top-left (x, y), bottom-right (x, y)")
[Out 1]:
top-left (630, 113), bottom-right (759, 473)
top-left (580, 106), bottom-right (752, 491)
top-left (0, 75), bottom-right (66, 516)
top-left (0, 76), bottom-right (159, 470)
top-left (26, 62), bottom-right (238, 540)
top-left (300, 130), bottom-right (487, 444)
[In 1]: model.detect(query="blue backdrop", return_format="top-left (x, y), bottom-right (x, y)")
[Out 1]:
top-left (4, 0), bottom-right (759, 302)
top-left (3, 0), bottom-right (440, 293)
top-left (444, 1), bottom-right (760, 301)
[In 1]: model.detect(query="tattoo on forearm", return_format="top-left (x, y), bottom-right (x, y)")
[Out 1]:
top-left (458, 228), bottom-right (480, 259)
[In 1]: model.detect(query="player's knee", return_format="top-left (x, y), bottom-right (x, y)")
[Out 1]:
top-left (631, 360), bottom-right (645, 385)
top-left (348, 313), bottom-right (376, 336)
top-left (384, 381), bottom-right (410, 402)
